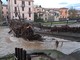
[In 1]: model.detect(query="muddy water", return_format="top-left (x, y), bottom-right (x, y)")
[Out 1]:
top-left (0, 27), bottom-right (80, 57)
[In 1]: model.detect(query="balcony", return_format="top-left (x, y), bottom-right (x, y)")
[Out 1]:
top-left (21, 4), bottom-right (25, 7)
top-left (14, 11), bottom-right (18, 14)
top-left (28, 11), bottom-right (32, 14)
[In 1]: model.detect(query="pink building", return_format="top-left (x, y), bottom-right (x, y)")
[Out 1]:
top-left (59, 8), bottom-right (69, 20)
top-left (7, 0), bottom-right (34, 21)
top-left (2, 4), bottom-right (8, 19)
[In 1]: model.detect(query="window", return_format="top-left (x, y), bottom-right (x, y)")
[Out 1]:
top-left (65, 10), bottom-right (67, 14)
top-left (22, 13), bottom-right (24, 18)
top-left (29, 8), bottom-right (31, 17)
top-left (22, 7), bottom-right (24, 11)
top-left (22, 1), bottom-right (25, 5)
top-left (6, 7), bottom-right (8, 9)
top-left (22, 1), bottom-right (25, 7)
top-left (29, 1), bottom-right (31, 5)
top-left (2, 11), bottom-right (3, 14)
top-left (29, 8), bottom-right (31, 12)
top-left (15, 13), bottom-right (17, 17)
top-left (15, 7), bottom-right (17, 12)
top-left (29, 19), bottom-right (31, 20)
top-left (15, 7), bottom-right (17, 17)
top-left (29, 13), bottom-right (31, 17)
top-left (14, 0), bottom-right (16, 4)
top-left (7, 12), bottom-right (8, 14)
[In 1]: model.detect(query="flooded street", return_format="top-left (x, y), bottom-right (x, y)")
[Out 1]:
top-left (0, 26), bottom-right (80, 57)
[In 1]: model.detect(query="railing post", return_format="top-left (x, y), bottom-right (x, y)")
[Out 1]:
top-left (19, 48), bottom-right (23, 60)
top-left (27, 54), bottom-right (31, 60)
top-left (23, 50), bottom-right (26, 60)
top-left (15, 48), bottom-right (31, 60)
top-left (15, 48), bottom-right (19, 60)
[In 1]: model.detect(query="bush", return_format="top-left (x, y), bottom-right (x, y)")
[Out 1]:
top-left (34, 18), bottom-right (44, 22)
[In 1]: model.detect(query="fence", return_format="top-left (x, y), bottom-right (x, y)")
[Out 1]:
top-left (15, 48), bottom-right (55, 60)
top-left (15, 48), bottom-right (31, 60)
top-left (0, 48), bottom-right (56, 60)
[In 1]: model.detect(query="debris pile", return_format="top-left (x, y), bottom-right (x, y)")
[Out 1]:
top-left (8, 19), bottom-right (42, 41)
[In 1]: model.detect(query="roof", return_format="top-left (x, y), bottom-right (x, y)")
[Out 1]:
top-left (2, 4), bottom-right (8, 7)
top-left (59, 7), bottom-right (68, 9)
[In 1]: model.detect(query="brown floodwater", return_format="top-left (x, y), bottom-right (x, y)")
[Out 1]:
top-left (0, 26), bottom-right (80, 57)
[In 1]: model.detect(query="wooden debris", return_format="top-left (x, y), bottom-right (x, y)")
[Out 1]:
top-left (8, 19), bottom-right (42, 41)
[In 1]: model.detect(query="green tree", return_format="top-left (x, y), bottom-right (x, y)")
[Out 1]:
top-left (34, 13), bottom-right (38, 21)
top-left (34, 13), bottom-right (44, 22)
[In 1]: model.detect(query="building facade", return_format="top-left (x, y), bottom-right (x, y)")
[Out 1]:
top-left (34, 6), bottom-right (69, 22)
top-left (34, 5), bottom-right (44, 19)
top-left (53, 11), bottom-right (60, 21)
top-left (44, 8), bottom-right (60, 22)
top-left (7, 0), bottom-right (34, 21)
top-left (42, 10), bottom-right (49, 22)
top-left (2, 4), bottom-right (8, 20)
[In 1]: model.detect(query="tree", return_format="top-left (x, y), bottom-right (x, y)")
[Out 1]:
top-left (34, 13), bottom-right (44, 22)
top-left (68, 8), bottom-right (78, 20)
top-left (34, 13), bottom-right (38, 21)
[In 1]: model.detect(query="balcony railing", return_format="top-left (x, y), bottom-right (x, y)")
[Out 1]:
top-left (28, 11), bottom-right (32, 14)
top-left (21, 4), bottom-right (25, 7)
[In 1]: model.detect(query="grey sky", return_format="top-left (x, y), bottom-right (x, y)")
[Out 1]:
top-left (2, 0), bottom-right (80, 8)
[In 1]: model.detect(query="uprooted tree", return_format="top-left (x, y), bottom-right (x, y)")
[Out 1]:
top-left (8, 19), bottom-right (42, 41)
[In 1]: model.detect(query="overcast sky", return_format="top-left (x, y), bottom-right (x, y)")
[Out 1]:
top-left (2, 0), bottom-right (80, 8)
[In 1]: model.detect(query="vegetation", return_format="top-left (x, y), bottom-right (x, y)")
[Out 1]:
top-left (34, 13), bottom-right (44, 22)
top-left (0, 54), bottom-right (14, 60)
top-left (51, 25), bottom-right (80, 33)
top-left (42, 21), bottom-right (76, 26)
top-left (68, 8), bottom-right (80, 20)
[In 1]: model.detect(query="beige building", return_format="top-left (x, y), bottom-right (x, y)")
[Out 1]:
top-left (34, 5), bottom-right (43, 13)
top-left (34, 6), bottom-right (51, 22)
top-left (2, 4), bottom-right (8, 20)
top-left (34, 6), bottom-right (61, 22)
top-left (7, 0), bottom-right (34, 21)
top-left (43, 10), bottom-right (49, 21)
top-left (44, 8), bottom-right (60, 21)
top-left (34, 5), bottom-right (44, 19)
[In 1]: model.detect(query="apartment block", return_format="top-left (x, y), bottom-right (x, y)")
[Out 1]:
top-left (7, 0), bottom-right (34, 21)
